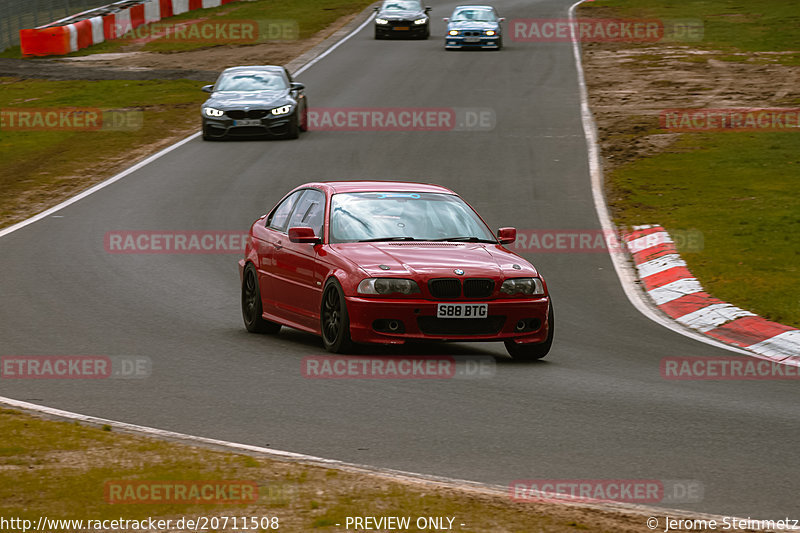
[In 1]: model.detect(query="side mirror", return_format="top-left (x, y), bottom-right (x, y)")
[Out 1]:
top-left (288, 226), bottom-right (320, 244)
top-left (290, 82), bottom-right (305, 91)
top-left (373, 6), bottom-right (379, 10)
top-left (442, 17), bottom-right (449, 22)
top-left (497, 227), bottom-right (516, 245)
top-left (201, 84), bottom-right (214, 93)
top-left (498, 17), bottom-right (506, 22)
top-left (425, 6), bottom-right (432, 12)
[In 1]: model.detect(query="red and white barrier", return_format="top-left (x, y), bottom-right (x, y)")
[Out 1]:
top-left (623, 225), bottom-right (800, 364)
top-left (20, 0), bottom-right (241, 57)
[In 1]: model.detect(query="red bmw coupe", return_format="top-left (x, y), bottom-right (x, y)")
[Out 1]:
top-left (239, 181), bottom-right (554, 359)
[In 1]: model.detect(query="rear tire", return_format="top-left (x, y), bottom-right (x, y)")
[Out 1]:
top-left (505, 304), bottom-right (554, 360)
top-left (321, 279), bottom-right (354, 353)
top-left (241, 263), bottom-right (281, 334)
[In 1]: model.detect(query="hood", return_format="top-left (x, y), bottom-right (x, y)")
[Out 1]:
top-left (448, 21), bottom-right (499, 31)
top-left (205, 90), bottom-right (290, 108)
top-left (330, 242), bottom-right (538, 278)
top-left (377, 9), bottom-right (425, 19)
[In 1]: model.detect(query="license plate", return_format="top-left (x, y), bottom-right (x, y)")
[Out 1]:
top-left (437, 303), bottom-right (488, 319)
top-left (465, 37), bottom-right (481, 43)
top-left (234, 119), bottom-right (261, 126)
top-left (394, 26), bottom-right (410, 30)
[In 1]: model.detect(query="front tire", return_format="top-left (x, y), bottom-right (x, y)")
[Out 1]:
top-left (299, 102), bottom-right (308, 132)
top-left (505, 304), bottom-right (554, 360)
top-left (321, 279), bottom-right (353, 353)
top-left (241, 263), bottom-right (281, 334)
top-left (284, 113), bottom-right (299, 139)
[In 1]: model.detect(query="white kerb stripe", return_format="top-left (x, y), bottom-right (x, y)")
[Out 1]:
top-left (636, 253), bottom-right (686, 279)
top-left (627, 231), bottom-right (672, 254)
top-left (648, 278), bottom-right (704, 305)
top-left (631, 224), bottom-right (656, 231)
top-left (676, 303), bottom-right (756, 333)
top-left (747, 330), bottom-right (800, 360)
top-left (90, 16), bottom-right (104, 44)
top-left (144, 0), bottom-right (161, 23)
top-left (202, 0), bottom-right (222, 8)
top-left (172, 0), bottom-right (190, 15)
top-left (115, 9), bottom-right (132, 36)
top-left (67, 24), bottom-right (78, 52)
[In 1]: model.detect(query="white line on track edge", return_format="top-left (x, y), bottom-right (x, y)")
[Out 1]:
top-left (0, 396), bottom-right (775, 526)
top-left (568, 0), bottom-right (751, 356)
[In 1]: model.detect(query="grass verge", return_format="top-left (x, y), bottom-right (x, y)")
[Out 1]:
top-left (0, 77), bottom-right (207, 228)
top-left (1, 0), bottom-right (372, 58)
top-left (0, 407), bottom-right (663, 532)
top-left (582, 0), bottom-right (800, 65)
top-left (580, 0), bottom-right (800, 328)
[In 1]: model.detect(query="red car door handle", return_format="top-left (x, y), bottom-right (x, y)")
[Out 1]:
top-left (272, 240), bottom-right (283, 249)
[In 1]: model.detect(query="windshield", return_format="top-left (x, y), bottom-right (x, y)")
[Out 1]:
top-left (215, 72), bottom-right (287, 92)
top-left (329, 192), bottom-right (497, 243)
top-left (451, 8), bottom-right (496, 22)
top-left (381, 0), bottom-right (422, 11)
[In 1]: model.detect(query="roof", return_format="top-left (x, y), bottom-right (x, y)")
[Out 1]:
top-left (304, 181), bottom-right (455, 195)
top-left (222, 65), bottom-right (284, 72)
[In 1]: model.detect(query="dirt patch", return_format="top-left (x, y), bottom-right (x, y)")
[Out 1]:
top-left (579, 41), bottom-right (800, 174)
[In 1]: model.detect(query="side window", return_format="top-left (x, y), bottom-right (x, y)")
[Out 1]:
top-left (287, 189), bottom-right (325, 236)
top-left (267, 191), bottom-right (303, 232)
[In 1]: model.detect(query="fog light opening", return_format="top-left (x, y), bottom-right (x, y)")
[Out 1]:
top-left (515, 320), bottom-right (527, 332)
top-left (388, 320), bottom-right (400, 332)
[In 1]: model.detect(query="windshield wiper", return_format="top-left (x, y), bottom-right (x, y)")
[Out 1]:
top-left (357, 236), bottom-right (423, 242)
top-left (434, 236), bottom-right (497, 243)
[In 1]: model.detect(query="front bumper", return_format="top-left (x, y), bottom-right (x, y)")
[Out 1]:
top-left (202, 113), bottom-right (293, 138)
top-left (445, 35), bottom-right (500, 49)
top-left (345, 296), bottom-right (550, 345)
top-left (375, 22), bottom-right (428, 37)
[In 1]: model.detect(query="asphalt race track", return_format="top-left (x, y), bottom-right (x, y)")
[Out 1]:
top-left (1, 0), bottom-right (797, 519)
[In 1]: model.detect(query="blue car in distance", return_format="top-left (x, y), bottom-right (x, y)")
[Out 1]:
top-left (444, 5), bottom-right (505, 50)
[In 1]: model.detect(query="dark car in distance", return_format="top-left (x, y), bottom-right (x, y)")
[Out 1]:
top-left (201, 66), bottom-right (307, 140)
top-left (374, 0), bottom-right (431, 39)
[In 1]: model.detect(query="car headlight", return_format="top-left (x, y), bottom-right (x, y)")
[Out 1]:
top-left (413, 18), bottom-right (427, 25)
top-left (204, 107), bottom-right (224, 117)
top-left (375, 18), bottom-right (389, 25)
top-left (448, 29), bottom-right (460, 36)
top-left (485, 30), bottom-right (496, 36)
top-left (500, 278), bottom-right (545, 296)
top-left (358, 278), bottom-right (421, 296)
top-left (271, 105), bottom-right (292, 116)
